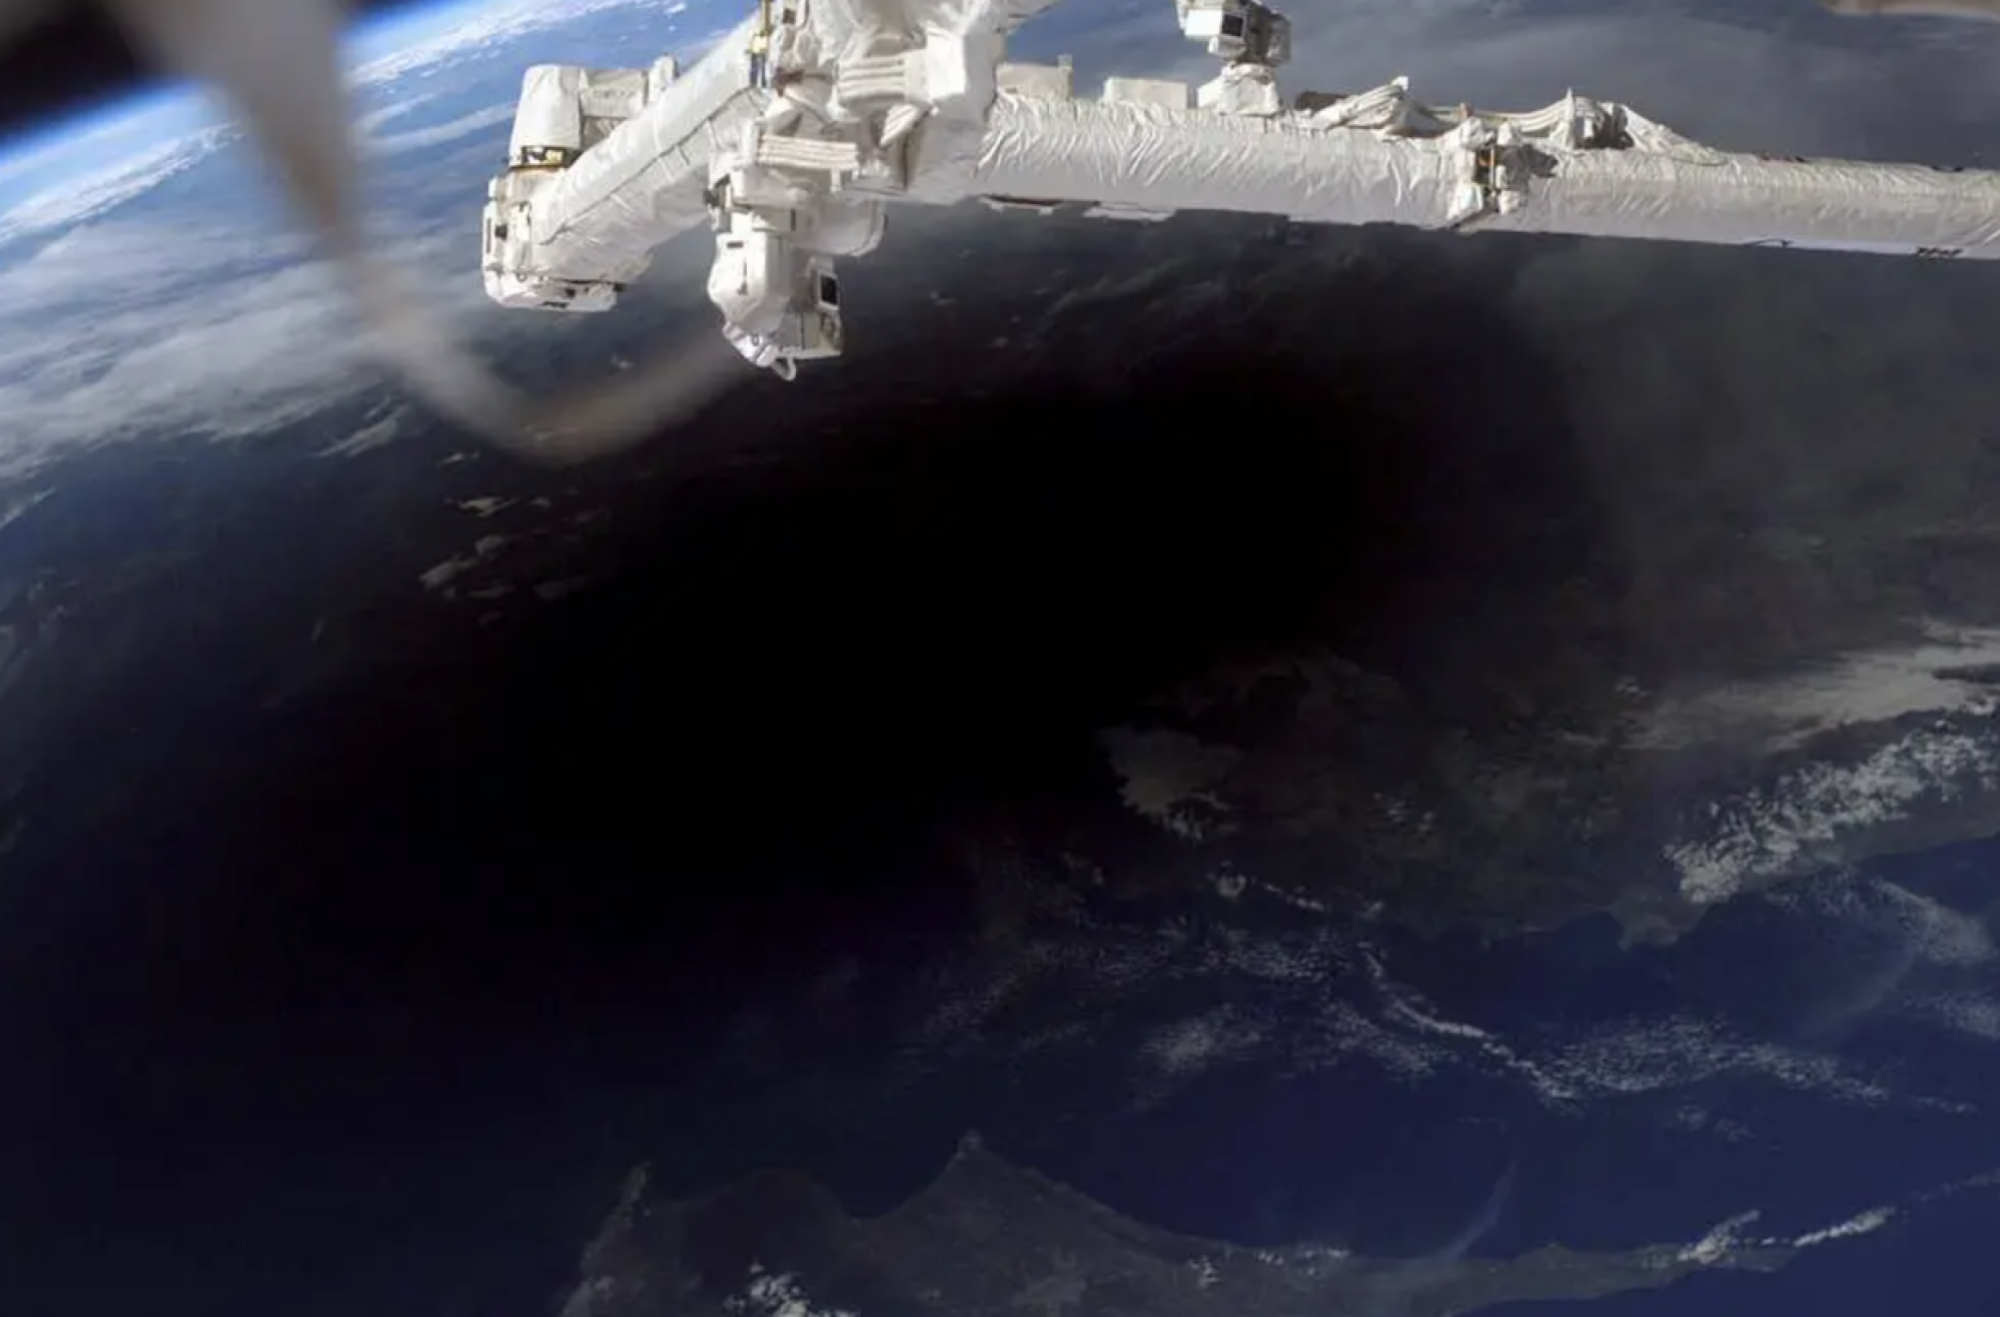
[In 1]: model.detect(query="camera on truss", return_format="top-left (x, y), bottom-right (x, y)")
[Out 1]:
top-left (1175, 0), bottom-right (1291, 66)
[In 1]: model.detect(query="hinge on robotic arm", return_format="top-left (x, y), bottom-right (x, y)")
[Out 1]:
top-left (1443, 120), bottom-right (1537, 228)
top-left (834, 29), bottom-right (1003, 146)
top-left (1177, 0), bottom-right (1290, 115)
top-left (704, 119), bottom-right (881, 379)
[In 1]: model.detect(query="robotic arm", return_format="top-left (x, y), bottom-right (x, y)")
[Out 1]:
top-left (481, 0), bottom-right (2000, 381)
top-left (481, 0), bottom-right (1022, 373)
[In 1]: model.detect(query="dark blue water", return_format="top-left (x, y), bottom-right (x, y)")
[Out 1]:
top-left (713, 846), bottom-right (2000, 1313)
top-left (9, 418), bottom-right (1998, 1317)
top-left (8, 482), bottom-right (1998, 1317)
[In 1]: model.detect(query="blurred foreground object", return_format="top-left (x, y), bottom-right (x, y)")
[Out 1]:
top-left (53, 0), bottom-right (751, 463)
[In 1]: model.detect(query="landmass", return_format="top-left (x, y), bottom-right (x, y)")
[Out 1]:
top-left (1096, 638), bottom-right (2000, 945)
top-left (552, 1137), bottom-right (1797, 1317)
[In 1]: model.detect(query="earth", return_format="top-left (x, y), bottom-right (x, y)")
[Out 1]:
top-left (3, 0), bottom-right (2000, 1314)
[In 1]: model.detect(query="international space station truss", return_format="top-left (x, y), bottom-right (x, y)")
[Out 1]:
top-left (479, 0), bottom-right (2000, 379)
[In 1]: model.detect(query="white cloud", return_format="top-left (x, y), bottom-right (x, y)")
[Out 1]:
top-left (0, 124), bottom-right (231, 249)
top-left (1776, 872), bottom-right (1995, 969)
top-left (1138, 1007), bottom-right (1264, 1079)
top-left (724, 1264), bottom-right (855, 1317)
top-left (1665, 727), bottom-right (2000, 906)
top-left (0, 211), bottom-right (499, 478)
top-left (348, 0), bottom-right (665, 87)
top-left (1637, 625), bottom-right (2000, 754)
top-left (316, 408), bottom-right (404, 458)
top-left (1677, 1208), bottom-right (1761, 1264)
top-left (0, 487), bottom-right (51, 535)
top-left (352, 93), bottom-right (439, 137)
top-left (454, 495), bottom-right (515, 517)
top-left (892, 899), bottom-right (1957, 1121)
top-left (0, 217), bottom-right (310, 311)
top-left (1791, 1204), bottom-right (1895, 1249)
top-left (367, 104), bottom-right (516, 157)
top-left (0, 257), bottom-right (357, 446)
top-left (1908, 989), bottom-right (2000, 1045)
